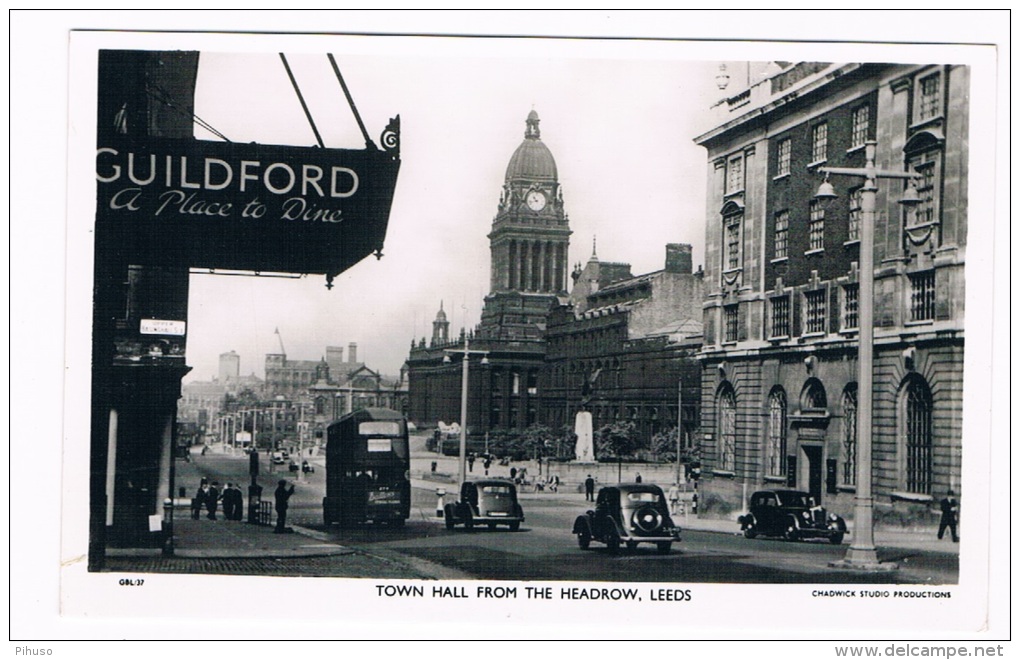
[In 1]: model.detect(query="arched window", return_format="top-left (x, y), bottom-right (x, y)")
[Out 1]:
top-left (718, 385), bottom-right (737, 472)
top-left (801, 378), bottom-right (828, 412)
top-left (765, 388), bottom-right (787, 477)
top-left (841, 385), bottom-right (858, 486)
top-left (314, 396), bottom-right (325, 415)
top-left (903, 376), bottom-right (934, 494)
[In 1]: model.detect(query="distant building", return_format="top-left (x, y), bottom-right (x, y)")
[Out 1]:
top-left (545, 243), bottom-right (704, 444)
top-left (218, 350), bottom-right (240, 382)
top-left (694, 62), bottom-right (967, 518)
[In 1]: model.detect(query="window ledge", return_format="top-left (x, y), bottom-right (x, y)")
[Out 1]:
top-left (909, 116), bottom-right (945, 133)
top-left (839, 328), bottom-right (859, 336)
top-left (770, 256), bottom-right (789, 264)
top-left (721, 340), bottom-right (738, 347)
top-left (890, 491), bottom-right (934, 504)
top-left (846, 144), bottom-right (867, 156)
top-left (712, 469), bottom-right (736, 478)
top-left (807, 159), bottom-right (828, 170)
top-left (843, 239), bottom-right (860, 247)
top-left (905, 319), bottom-right (935, 327)
top-left (763, 475), bottom-right (787, 484)
top-left (804, 248), bottom-right (825, 256)
top-left (801, 332), bottom-right (826, 339)
top-left (768, 335), bottom-right (791, 343)
top-left (838, 485), bottom-right (857, 494)
top-left (906, 221), bottom-right (939, 232)
top-left (772, 172), bottom-right (790, 182)
top-left (724, 189), bottom-right (745, 199)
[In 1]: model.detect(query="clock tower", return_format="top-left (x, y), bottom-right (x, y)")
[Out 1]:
top-left (480, 110), bottom-right (572, 340)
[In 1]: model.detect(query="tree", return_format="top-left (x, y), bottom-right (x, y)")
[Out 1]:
top-left (595, 421), bottom-right (638, 481)
top-left (520, 424), bottom-right (555, 461)
top-left (651, 427), bottom-right (680, 463)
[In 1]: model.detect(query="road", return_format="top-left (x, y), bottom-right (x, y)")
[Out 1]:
top-left (184, 447), bottom-right (957, 585)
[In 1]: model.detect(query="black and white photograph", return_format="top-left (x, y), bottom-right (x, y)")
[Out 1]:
top-left (11, 10), bottom-right (1010, 650)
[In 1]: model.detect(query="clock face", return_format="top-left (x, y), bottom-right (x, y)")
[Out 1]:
top-left (526, 190), bottom-right (546, 211)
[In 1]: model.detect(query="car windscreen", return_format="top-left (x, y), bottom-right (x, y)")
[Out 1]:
top-left (481, 485), bottom-right (512, 495)
top-left (626, 491), bottom-right (661, 503)
top-left (777, 492), bottom-right (810, 507)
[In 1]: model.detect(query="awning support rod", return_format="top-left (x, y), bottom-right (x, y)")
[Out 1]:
top-left (279, 53), bottom-right (325, 148)
top-left (328, 53), bottom-right (376, 150)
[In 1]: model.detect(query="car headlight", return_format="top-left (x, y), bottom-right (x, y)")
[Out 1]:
top-left (828, 513), bottom-right (838, 522)
top-left (802, 511), bottom-right (811, 521)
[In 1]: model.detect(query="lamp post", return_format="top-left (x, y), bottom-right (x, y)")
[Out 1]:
top-left (815, 140), bottom-right (920, 570)
top-left (444, 337), bottom-right (489, 485)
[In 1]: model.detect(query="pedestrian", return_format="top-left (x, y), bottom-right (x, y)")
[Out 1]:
top-left (635, 472), bottom-right (642, 483)
top-left (274, 479), bottom-right (296, 533)
top-left (938, 489), bottom-right (959, 542)
top-left (484, 457), bottom-right (491, 476)
top-left (468, 454), bottom-right (475, 473)
top-left (191, 480), bottom-right (208, 520)
top-left (667, 483), bottom-right (680, 515)
top-left (205, 481), bottom-right (221, 520)
top-left (584, 474), bottom-right (595, 501)
top-left (229, 483), bottom-right (244, 520)
top-left (510, 466), bottom-right (517, 482)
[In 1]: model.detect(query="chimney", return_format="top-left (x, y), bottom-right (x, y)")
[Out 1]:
top-left (348, 342), bottom-right (358, 363)
top-left (665, 243), bottom-right (693, 274)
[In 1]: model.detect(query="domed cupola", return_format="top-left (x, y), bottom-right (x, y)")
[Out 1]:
top-left (505, 110), bottom-right (558, 183)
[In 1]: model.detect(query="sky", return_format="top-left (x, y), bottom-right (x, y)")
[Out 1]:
top-left (183, 41), bottom-right (727, 381)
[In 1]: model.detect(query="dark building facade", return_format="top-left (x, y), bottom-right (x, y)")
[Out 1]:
top-left (694, 63), bottom-right (967, 520)
top-left (544, 244), bottom-right (704, 446)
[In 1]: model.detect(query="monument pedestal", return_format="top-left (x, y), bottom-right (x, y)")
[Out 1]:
top-left (574, 411), bottom-right (595, 463)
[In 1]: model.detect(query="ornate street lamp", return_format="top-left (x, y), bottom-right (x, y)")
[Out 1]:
top-left (814, 140), bottom-right (921, 570)
top-left (444, 338), bottom-right (489, 485)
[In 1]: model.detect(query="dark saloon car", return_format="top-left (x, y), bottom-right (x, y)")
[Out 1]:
top-left (572, 484), bottom-right (681, 554)
top-left (738, 489), bottom-right (847, 544)
top-left (444, 479), bottom-right (524, 531)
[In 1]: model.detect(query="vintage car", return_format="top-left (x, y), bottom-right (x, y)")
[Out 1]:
top-left (572, 484), bottom-right (681, 554)
top-left (444, 479), bottom-right (525, 531)
top-left (738, 489), bottom-right (847, 544)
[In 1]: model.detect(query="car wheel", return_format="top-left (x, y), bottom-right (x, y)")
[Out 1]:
top-left (626, 541), bottom-right (638, 552)
top-left (607, 535), bottom-right (620, 554)
top-left (389, 518), bottom-right (405, 528)
top-left (829, 532), bottom-right (844, 545)
top-left (577, 531), bottom-right (591, 549)
top-left (444, 511), bottom-right (455, 530)
top-left (464, 514), bottom-right (474, 532)
top-left (488, 523), bottom-right (497, 530)
top-left (743, 524), bottom-right (757, 539)
top-left (509, 521), bottom-right (521, 532)
top-left (783, 524), bottom-right (799, 542)
top-left (656, 542), bottom-right (672, 555)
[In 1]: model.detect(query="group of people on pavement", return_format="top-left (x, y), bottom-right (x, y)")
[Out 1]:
top-left (189, 476), bottom-right (296, 533)
top-left (190, 479), bottom-right (245, 521)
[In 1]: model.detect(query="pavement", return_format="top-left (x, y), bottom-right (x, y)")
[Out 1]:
top-left (105, 443), bottom-right (959, 564)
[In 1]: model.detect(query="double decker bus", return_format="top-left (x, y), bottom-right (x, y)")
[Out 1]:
top-left (323, 408), bottom-right (411, 527)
